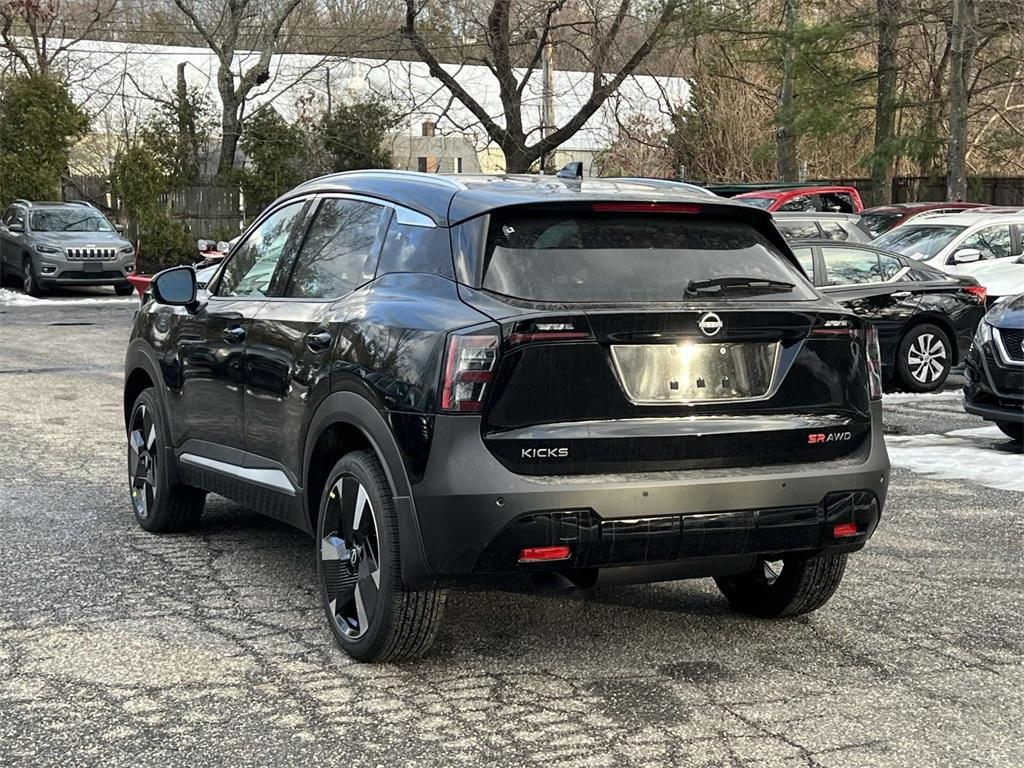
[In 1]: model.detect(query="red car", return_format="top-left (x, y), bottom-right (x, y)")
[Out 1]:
top-left (734, 185), bottom-right (864, 214)
top-left (859, 201), bottom-right (989, 237)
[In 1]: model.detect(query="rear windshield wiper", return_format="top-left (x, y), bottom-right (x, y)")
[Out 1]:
top-left (685, 277), bottom-right (795, 296)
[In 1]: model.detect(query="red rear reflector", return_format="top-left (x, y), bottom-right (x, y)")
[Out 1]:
top-left (518, 545), bottom-right (571, 563)
top-left (591, 202), bottom-right (701, 214)
top-left (832, 522), bottom-right (858, 538)
top-left (964, 284), bottom-right (987, 302)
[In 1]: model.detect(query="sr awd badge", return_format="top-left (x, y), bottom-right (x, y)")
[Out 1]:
top-left (698, 312), bottom-right (723, 337)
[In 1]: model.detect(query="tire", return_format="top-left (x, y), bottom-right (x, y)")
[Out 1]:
top-left (995, 420), bottom-right (1023, 443)
top-left (22, 256), bottom-right (43, 297)
top-left (896, 323), bottom-right (951, 392)
top-left (714, 553), bottom-right (848, 618)
top-left (127, 389), bottom-right (205, 532)
top-left (114, 283), bottom-right (134, 296)
top-left (316, 450), bottom-right (445, 662)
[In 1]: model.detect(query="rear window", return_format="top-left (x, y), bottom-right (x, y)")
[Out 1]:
top-left (859, 212), bottom-right (902, 236)
top-left (737, 197), bottom-right (773, 209)
top-left (479, 211), bottom-right (815, 303)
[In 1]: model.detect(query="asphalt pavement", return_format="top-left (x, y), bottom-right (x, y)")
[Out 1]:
top-left (1, 290), bottom-right (1021, 768)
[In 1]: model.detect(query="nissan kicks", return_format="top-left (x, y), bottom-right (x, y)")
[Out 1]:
top-left (123, 171), bottom-right (890, 662)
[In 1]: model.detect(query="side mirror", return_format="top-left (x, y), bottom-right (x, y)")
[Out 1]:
top-left (952, 248), bottom-right (981, 264)
top-left (8, 222), bottom-right (24, 233)
top-left (151, 266), bottom-right (197, 307)
top-left (114, 223), bottom-right (126, 233)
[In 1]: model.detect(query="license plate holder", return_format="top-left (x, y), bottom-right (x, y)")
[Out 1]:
top-left (83, 261), bottom-right (103, 273)
top-left (610, 342), bottom-right (781, 404)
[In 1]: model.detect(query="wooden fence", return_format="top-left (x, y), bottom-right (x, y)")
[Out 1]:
top-left (62, 175), bottom-right (243, 239)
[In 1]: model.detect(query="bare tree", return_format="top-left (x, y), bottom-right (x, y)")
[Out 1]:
top-left (403, 0), bottom-right (685, 173)
top-left (170, 0), bottom-right (304, 176)
top-left (946, 0), bottom-right (976, 199)
top-left (0, 0), bottom-right (118, 75)
top-left (775, 0), bottom-right (798, 181)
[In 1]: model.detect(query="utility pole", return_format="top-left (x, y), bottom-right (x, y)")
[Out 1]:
top-left (540, 25), bottom-right (556, 173)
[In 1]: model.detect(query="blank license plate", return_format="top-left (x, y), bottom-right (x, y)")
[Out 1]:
top-left (610, 342), bottom-right (781, 404)
top-left (83, 261), bottom-right (103, 272)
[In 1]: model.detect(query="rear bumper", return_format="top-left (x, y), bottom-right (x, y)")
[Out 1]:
top-left (405, 401), bottom-right (889, 583)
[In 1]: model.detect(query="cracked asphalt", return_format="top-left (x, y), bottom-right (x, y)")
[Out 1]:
top-left (1, 291), bottom-right (1022, 768)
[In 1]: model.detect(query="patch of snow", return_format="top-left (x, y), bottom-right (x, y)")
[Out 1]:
top-left (0, 289), bottom-right (133, 306)
top-left (886, 431), bottom-right (1024, 492)
top-left (883, 390), bottom-right (961, 403)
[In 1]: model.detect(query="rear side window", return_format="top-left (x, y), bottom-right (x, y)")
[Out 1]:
top-left (776, 220), bottom-right (819, 240)
top-left (819, 221), bottom-right (850, 241)
top-left (478, 211), bottom-right (815, 303)
top-left (285, 199), bottom-right (386, 298)
top-left (822, 247), bottom-right (887, 285)
top-left (791, 246), bottom-right (815, 280)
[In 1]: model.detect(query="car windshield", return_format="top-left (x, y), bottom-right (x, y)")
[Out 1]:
top-left (873, 224), bottom-right (965, 260)
top-left (737, 197), bottom-right (774, 209)
top-left (30, 209), bottom-right (114, 233)
top-left (859, 211), bottom-right (902, 237)
top-left (480, 211), bottom-right (815, 303)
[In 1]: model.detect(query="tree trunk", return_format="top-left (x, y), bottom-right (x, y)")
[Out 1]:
top-left (946, 0), bottom-right (976, 200)
top-left (776, 0), bottom-right (799, 181)
top-left (869, 0), bottom-right (901, 206)
top-left (217, 73), bottom-right (241, 178)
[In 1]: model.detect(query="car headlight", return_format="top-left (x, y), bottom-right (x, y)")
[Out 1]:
top-left (34, 244), bottom-right (62, 255)
top-left (118, 245), bottom-right (135, 256)
top-left (974, 321), bottom-right (993, 346)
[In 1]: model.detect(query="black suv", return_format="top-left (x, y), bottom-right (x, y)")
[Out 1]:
top-left (124, 172), bottom-right (890, 662)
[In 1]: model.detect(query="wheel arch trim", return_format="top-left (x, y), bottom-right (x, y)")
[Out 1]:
top-left (303, 392), bottom-right (432, 583)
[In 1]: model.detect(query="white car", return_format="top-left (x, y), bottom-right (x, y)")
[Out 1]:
top-left (873, 212), bottom-right (1024, 300)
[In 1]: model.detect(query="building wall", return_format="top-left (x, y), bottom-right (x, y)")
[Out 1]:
top-left (389, 135), bottom-right (483, 174)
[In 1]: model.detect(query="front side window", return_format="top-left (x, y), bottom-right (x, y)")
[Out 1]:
top-left (873, 225), bottom-right (965, 260)
top-left (822, 247), bottom-right (884, 285)
top-left (216, 202), bottom-right (305, 298)
top-left (957, 225), bottom-right (1013, 260)
top-left (478, 210), bottom-right (816, 303)
top-left (285, 199), bottom-right (386, 299)
top-left (29, 209), bottom-right (113, 232)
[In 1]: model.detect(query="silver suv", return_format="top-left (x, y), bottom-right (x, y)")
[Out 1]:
top-left (0, 200), bottom-right (136, 296)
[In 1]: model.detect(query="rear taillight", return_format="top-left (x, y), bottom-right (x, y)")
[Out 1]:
top-left (440, 330), bottom-right (499, 412)
top-left (866, 324), bottom-right (883, 400)
top-left (963, 284), bottom-right (987, 303)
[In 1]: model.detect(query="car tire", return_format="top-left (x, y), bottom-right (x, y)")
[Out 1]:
top-left (127, 389), bottom-right (205, 532)
top-left (995, 421), bottom-right (1023, 443)
top-left (714, 553), bottom-right (847, 618)
top-left (316, 450), bottom-right (445, 662)
top-left (896, 323), bottom-right (951, 392)
top-left (22, 256), bottom-right (43, 297)
top-left (115, 283), bottom-right (134, 296)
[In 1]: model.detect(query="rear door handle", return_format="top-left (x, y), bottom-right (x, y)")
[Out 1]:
top-left (306, 330), bottom-right (333, 352)
top-left (222, 325), bottom-right (246, 344)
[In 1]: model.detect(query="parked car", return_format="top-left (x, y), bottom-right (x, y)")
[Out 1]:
top-left (734, 185), bottom-right (864, 213)
top-left (955, 255), bottom-right (1024, 305)
top-left (871, 212), bottom-right (1024, 295)
top-left (964, 294), bottom-right (1024, 443)
top-left (0, 200), bottom-right (136, 296)
top-left (790, 240), bottom-right (987, 392)
top-left (859, 202), bottom-right (989, 238)
top-left (772, 212), bottom-right (871, 243)
top-left (124, 171), bottom-right (890, 662)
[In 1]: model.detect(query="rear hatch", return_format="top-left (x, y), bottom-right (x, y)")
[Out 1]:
top-left (450, 203), bottom-right (874, 475)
